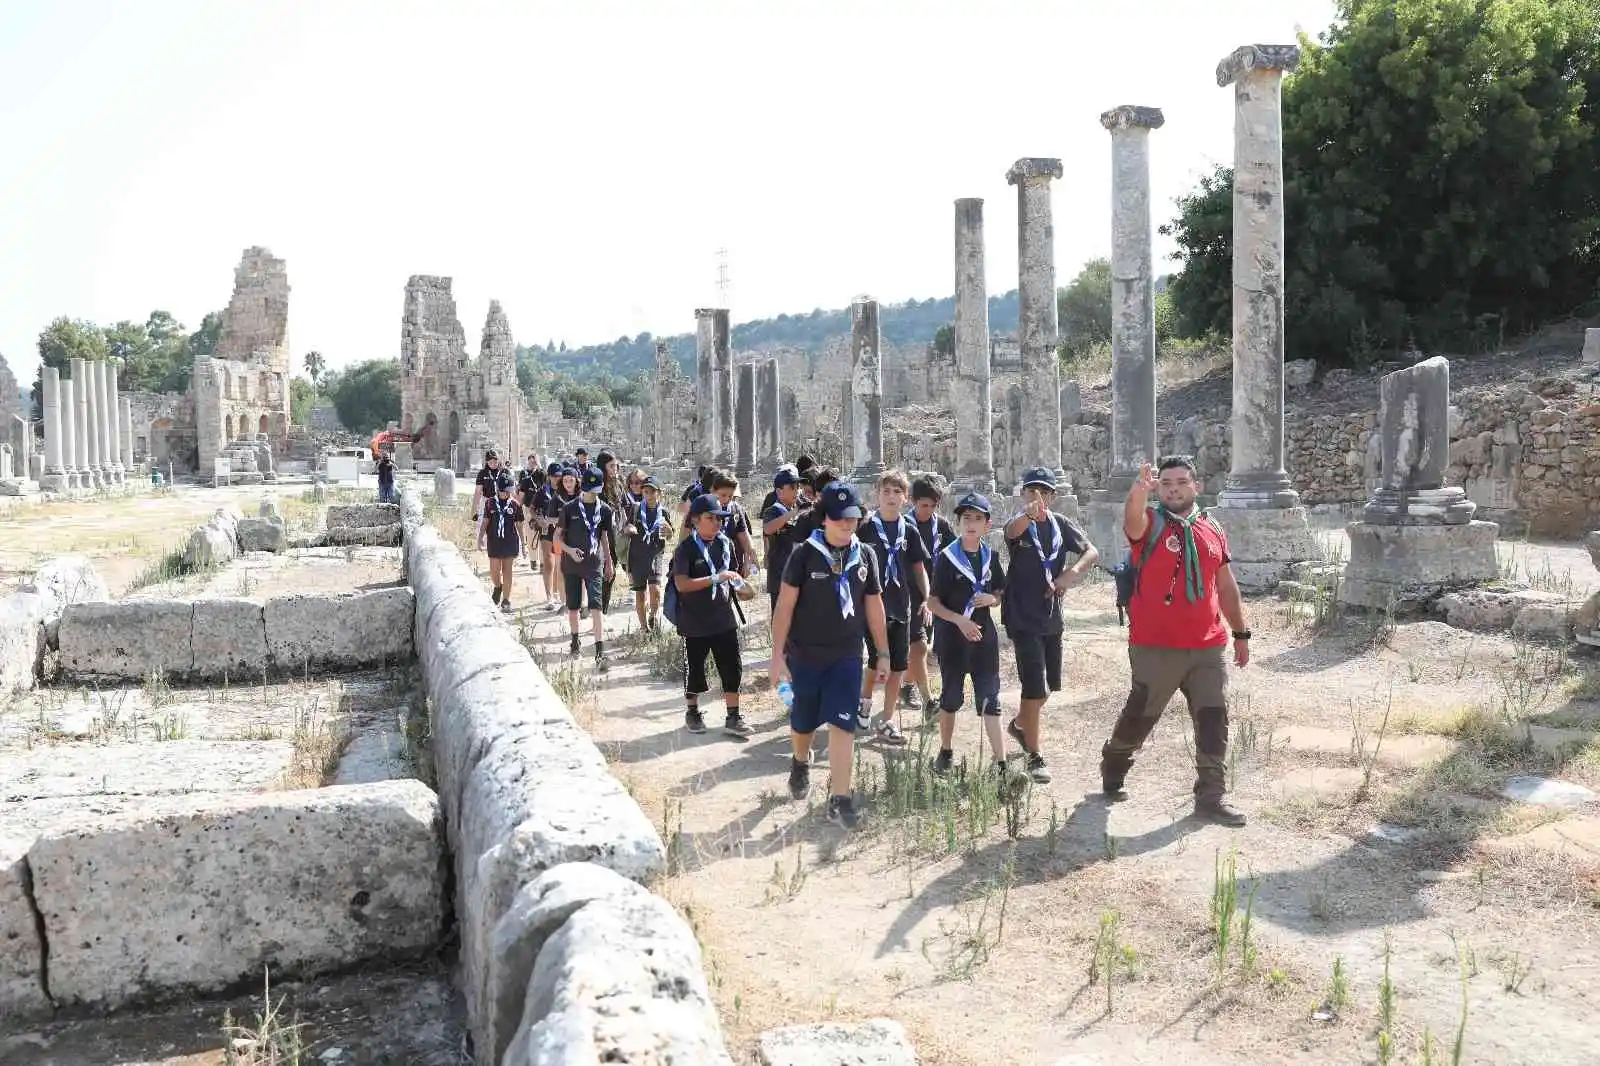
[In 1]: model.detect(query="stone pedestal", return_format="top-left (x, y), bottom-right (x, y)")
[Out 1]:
top-left (394, 441), bottom-right (414, 470)
top-left (1211, 507), bottom-right (1323, 591)
top-left (953, 197), bottom-right (995, 493)
top-left (1340, 521), bottom-right (1500, 609)
top-left (1006, 157), bottom-right (1066, 481)
top-left (1081, 499), bottom-right (1130, 564)
top-left (434, 467), bottom-right (457, 506)
top-left (849, 296), bottom-right (885, 479)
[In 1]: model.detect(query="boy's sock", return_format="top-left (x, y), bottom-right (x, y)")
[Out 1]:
top-left (569, 633), bottom-right (580, 654)
top-left (491, 585), bottom-right (502, 604)
top-left (594, 640), bottom-right (606, 658)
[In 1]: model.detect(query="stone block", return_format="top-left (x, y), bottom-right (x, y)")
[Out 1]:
top-left (1512, 602), bottom-right (1574, 641)
top-left (19, 555), bottom-right (109, 634)
top-left (758, 1020), bottom-right (919, 1066)
top-left (1207, 506), bottom-right (1321, 591)
top-left (0, 834), bottom-right (50, 1020)
top-left (190, 598), bottom-right (268, 680)
top-left (237, 515), bottom-right (288, 553)
top-left (263, 586), bottom-right (413, 674)
top-left (327, 503), bottom-right (401, 529)
top-left (503, 892), bottom-right (732, 1065)
top-left (183, 520), bottom-right (235, 569)
top-left (486, 864), bottom-right (650, 1065)
top-left (1438, 588), bottom-right (1567, 631)
top-left (1584, 328), bottom-right (1600, 365)
top-left (1585, 530), bottom-right (1600, 573)
top-left (0, 593), bottom-right (45, 696)
top-left (304, 522), bottom-right (402, 548)
top-left (1284, 359), bottom-right (1317, 389)
top-left (58, 600), bottom-right (192, 682)
top-left (29, 780), bottom-right (445, 1010)
top-left (1340, 520), bottom-right (1500, 609)
top-left (434, 468), bottom-right (457, 505)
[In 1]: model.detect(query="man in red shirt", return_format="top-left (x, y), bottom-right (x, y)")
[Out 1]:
top-left (1100, 456), bottom-right (1252, 826)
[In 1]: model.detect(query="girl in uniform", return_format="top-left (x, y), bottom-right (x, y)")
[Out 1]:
top-left (478, 472), bottom-right (525, 612)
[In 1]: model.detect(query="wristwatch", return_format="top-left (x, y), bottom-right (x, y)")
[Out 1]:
top-left (1232, 629), bottom-right (1252, 641)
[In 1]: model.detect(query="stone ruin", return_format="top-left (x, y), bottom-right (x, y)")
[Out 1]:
top-left (397, 278), bottom-right (538, 473)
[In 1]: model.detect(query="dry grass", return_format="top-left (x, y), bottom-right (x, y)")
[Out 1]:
top-left (221, 970), bottom-right (304, 1066)
top-left (277, 694), bottom-right (350, 790)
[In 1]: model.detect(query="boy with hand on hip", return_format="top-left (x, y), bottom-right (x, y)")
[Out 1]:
top-left (625, 474), bottom-right (673, 632)
top-left (671, 494), bottom-right (751, 738)
top-left (770, 482), bottom-right (889, 830)
top-left (1002, 467), bottom-right (1097, 783)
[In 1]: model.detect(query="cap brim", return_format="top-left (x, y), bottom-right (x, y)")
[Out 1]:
top-left (1022, 479), bottom-right (1055, 490)
top-left (831, 506), bottom-right (864, 520)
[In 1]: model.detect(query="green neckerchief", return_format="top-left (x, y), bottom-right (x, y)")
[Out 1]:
top-left (1157, 504), bottom-right (1206, 604)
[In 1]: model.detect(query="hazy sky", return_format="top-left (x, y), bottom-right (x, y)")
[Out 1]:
top-left (0, 0), bottom-right (1338, 381)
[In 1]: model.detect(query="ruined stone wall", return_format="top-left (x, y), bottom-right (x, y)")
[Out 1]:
top-left (194, 248), bottom-right (294, 472)
top-left (125, 389), bottom-right (196, 470)
top-left (0, 352), bottom-right (19, 428)
top-left (210, 247), bottom-right (291, 418)
top-left (398, 279), bottom-right (537, 468)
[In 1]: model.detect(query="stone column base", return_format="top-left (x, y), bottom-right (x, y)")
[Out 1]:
top-left (1208, 505), bottom-right (1322, 592)
top-left (1080, 499), bottom-right (1130, 563)
top-left (1340, 519), bottom-right (1500, 610)
top-left (39, 473), bottom-right (72, 494)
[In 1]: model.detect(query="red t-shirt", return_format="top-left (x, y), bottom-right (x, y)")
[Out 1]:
top-left (1127, 510), bottom-right (1231, 649)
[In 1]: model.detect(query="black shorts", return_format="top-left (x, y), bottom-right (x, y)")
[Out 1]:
top-left (864, 618), bottom-right (910, 673)
top-left (684, 628), bottom-right (742, 696)
top-left (564, 571), bottom-right (603, 612)
top-left (1009, 629), bottom-right (1064, 700)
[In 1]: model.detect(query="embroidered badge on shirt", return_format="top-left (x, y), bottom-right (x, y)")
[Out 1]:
top-left (1165, 535), bottom-right (1181, 553)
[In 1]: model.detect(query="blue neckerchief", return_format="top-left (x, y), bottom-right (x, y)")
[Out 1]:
top-left (576, 498), bottom-right (599, 554)
top-left (720, 503), bottom-right (741, 539)
top-left (625, 491), bottom-right (641, 511)
top-left (914, 514), bottom-right (941, 556)
top-left (640, 500), bottom-right (665, 541)
top-left (870, 512), bottom-right (907, 587)
top-left (806, 529), bottom-right (863, 619)
top-left (492, 497), bottom-right (514, 540)
top-left (693, 531), bottom-right (732, 600)
top-left (1028, 513), bottom-right (1066, 573)
top-left (943, 540), bottom-right (991, 617)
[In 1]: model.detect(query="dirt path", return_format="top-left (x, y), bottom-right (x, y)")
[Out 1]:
top-left (443, 500), bottom-right (1600, 1065)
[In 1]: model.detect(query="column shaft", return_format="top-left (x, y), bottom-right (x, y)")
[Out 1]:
top-left (711, 311), bottom-right (734, 467)
top-left (120, 396), bottom-right (134, 470)
top-left (735, 361), bottom-right (756, 477)
top-left (758, 359), bottom-right (782, 468)
top-left (849, 297), bottom-right (884, 478)
top-left (694, 310), bottom-right (718, 462)
top-left (42, 366), bottom-right (63, 474)
top-left (953, 198), bottom-right (994, 491)
top-left (61, 375), bottom-right (78, 483)
top-left (1007, 158), bottom-right (1065, 482)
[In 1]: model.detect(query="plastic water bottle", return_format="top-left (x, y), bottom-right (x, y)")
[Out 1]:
top-left (777, 680), bottom-right (795, 709)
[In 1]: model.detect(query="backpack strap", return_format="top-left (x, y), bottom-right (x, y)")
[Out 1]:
top-left (1135, 507), bottom-right (1166, 572)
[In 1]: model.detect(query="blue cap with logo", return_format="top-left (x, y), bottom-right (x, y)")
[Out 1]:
top-left (580, 468), bottom-right (604, 492)
top-left (545, 461), bottom-right (563, 476)
top-left (494, 472), bottom-right (515, 494)
top-left (689, 493), bottom-right (729, 518)
top-left (642, 475), bottom-right (662, 490)
top-left (1020, 467), bottom-right (1057, 491)
top-left (821, 482), bottom-right (865, 520)
top-left (773, 466), bottom-right (801, 488)
top-left (953, 492), bottom-right (992, 517)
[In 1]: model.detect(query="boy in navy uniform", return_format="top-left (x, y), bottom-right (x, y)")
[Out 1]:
top-left (1002, 467), bottom-right (1098, 783)
top-left (905, 476), bottom-right (955, 715)
top-left (708, 469), bottom-right (759, 578)
top-left (671, 494), bottom-right (752, 738)
top-left (770, 482), bottom-right (889, 829)
top-left (760, 467), bottom-right (808, 610)
top-left (928, 493), bottom-right (1012, 790)
top-left (553, 468), bottom-right (616, 670)
top-left (624, 475), bottom-right (673, 631)
top-left (854, 469), bottom-right (931, 746)
top-left (478, 472), bottom-right (524, 612)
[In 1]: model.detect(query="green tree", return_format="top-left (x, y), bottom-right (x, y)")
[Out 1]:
top-left (1057, 258), bottom-right (1113, 356)
top-left (37, 317), bottom-right (107, 368)
top-left (188, 311), bottom-right (223, 359)
top-left (289, 376), bottom-right (318, 426)
top-left (324, 359), bottom-right (400, 433)
top-left (1165, 0), bottom-right (1600, 361)
top-left (931, 323), bottom-right (954, 357)
top-left (303, 350), bottom-right (326, 385)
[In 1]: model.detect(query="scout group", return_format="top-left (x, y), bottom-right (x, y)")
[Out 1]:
top-left (466, 447), bottom-right (1254, 833)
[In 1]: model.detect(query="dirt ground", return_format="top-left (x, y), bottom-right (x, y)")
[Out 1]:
top-left (436, 498), bottom-right (1600, 1066)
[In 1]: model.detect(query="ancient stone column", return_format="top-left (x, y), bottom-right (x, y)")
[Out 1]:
top-left (849, 296), bottom-right (884, 480)
top-left (119, 396), bottom-right (134, 470)
top-left (105, 358), bottom-right (124, 481)
top-left (953, 197), bottom-right (994, 493)
top-left (735, 360), bottom-right (757, 478)
top-left (41, 366), bottom-right (65, 491)
top-left (58, 374), bottom-right (77, 488)
top-left (1101, 105), bottom-right (1164, 498)
top-left (757, 359), bottom-right (782, 469)
top-left (90, 358), bottom-right (109, 487)
top-left (1006, 158), bottom-right (1066, 484)
top-left (712, 312), bottom-right (735, 468)
top-left (70, 358), bottom-right (98, 487)
top-left (1216, 45), bottom-right (1299, 509)
top-left (695, 310), bottom-right (716, 461)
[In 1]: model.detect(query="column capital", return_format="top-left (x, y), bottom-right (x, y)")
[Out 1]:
top-left (1216, 44), bottom-right (1301, 87)
top-left (693, 307), bottom-right (728, 319)
top-left (1006, 157), bottom-right (1063, 186)
top-left (1100, 105), bottom-right (1165, 132)
top-left (955, 195), bottom-right (984, 209)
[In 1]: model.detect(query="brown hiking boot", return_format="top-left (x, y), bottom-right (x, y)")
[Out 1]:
top-left (1194, 798), bottom-right (1247, 827)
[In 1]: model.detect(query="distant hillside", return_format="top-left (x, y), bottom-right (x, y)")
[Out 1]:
top-left (528, 290), bottom-right (1024, 380)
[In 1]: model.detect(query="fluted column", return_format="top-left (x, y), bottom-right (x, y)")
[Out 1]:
top-left (1006, 157), bottom-right (1066, 484)
top-left (105, 358), bottom-right (125, 482)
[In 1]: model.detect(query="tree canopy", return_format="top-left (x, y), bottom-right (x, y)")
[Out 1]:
top-left (322, 359), bottom-right (400, 434)
top-left (1164, 0), bottom-right (1600, 361)
top-left (32, 310), bottom-right (226, 414)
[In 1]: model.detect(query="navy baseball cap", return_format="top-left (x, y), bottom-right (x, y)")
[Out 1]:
top-left (774, 467), bottom-right (801, 488)
top-left (821, 482), bottom-right (865, 520)
top-left (545, 461), bottom-right (562, 476)
top-left (576, 447), bottom-right (590, 457)
top-left (689, 493), bottom-right (729, 518)
top-left (580, 469), bottom-right (604, 492)
top-left (1021, 467), bottom-right (1056, 491)
top-left (485, 450), bottom-right (499, 461)
top-left (494, 473), bottom-right (514, 493)
top-left (642, 475), bottom-right (662, 490)
top-left (953, 492), bottom-right (992, 517)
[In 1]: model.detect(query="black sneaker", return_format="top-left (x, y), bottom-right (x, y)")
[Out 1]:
top-left (685, 708), bottom-right (707, 734)
top-left (825, 794), bottom-right (861, 829)
top-left (900, 684), bottom-right (922, 711)
top-left (995, 761), bottom-right (1018, 801)
top-left (722, 712), bottom-right (753, 738)
top-left (1026, 752), bottom-right (1052, 784)
top-left (1006, 717), bottom-right (1028, 751)
top-left (1102, 784), bottom-right (1129, 802)
top-left (491, 585), bottom-right (503, 605)
top-left (595, 654), bottom-right (610, 674)
top-left (1194, 799), bottom-right (1247, 828)
top-left (568, 635), bottom-right (581, 657)
top-left (923, 700), bottom-right (942, 725)
top-left (931, 750), bottom-right (954, 776)
top-left (787, 758), bottom-right (810, 800)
